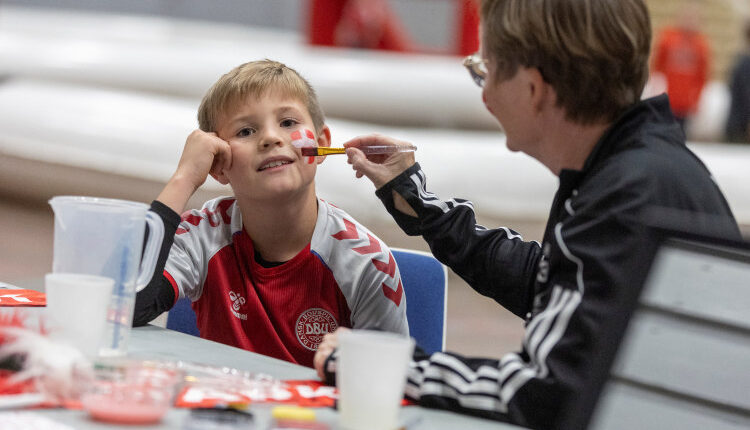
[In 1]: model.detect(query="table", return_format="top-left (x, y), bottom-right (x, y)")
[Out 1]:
top-left (26, 325), bottom-right (522, 429)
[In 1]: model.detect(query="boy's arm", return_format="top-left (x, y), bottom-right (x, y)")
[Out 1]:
top-left (132, 130), bottom-right (230, 326)
top-left (158, 129), bottom-right (232, 214)
top-left (349, 245), bottom-right (409, 335)
top-left (132, 200), bottom-right (182, 326)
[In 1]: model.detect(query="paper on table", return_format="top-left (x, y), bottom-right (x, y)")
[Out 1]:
top-left (0, 288), bottom-right (46, 307)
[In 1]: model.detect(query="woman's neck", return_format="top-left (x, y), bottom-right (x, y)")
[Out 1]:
top-left (539, 117), bottom-right (611, 176)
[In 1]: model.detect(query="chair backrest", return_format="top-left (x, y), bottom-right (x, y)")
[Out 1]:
top-left (166, 248), bottom-right (448, 354)
top-left (166, 296), bottom-right (199, 337)
top-left (392, 248), bottom-right (448, 355)
top-left (564, 232), bottom-right (750, 430)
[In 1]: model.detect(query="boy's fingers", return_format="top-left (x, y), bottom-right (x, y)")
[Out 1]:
top-left (219, 141), bottom-right (232, 172)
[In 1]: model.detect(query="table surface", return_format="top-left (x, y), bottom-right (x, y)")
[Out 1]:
top-left (20, 325), bottom-right (523, 429)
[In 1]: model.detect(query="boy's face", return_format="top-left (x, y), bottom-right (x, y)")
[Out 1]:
top-left (214, 90), bottom-right (330, 202)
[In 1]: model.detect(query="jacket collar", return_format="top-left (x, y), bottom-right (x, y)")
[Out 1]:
top-left (558, 95), bottom-right (680, 184)
top-left (581, 94), bottom-right (679, 173)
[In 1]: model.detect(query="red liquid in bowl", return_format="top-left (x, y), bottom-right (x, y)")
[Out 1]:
top-left (81, 370), bottom-right (176, 425)
top-left (82, 393), bottom-right (168, 424)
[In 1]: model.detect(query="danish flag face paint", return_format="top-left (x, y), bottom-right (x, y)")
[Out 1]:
top-left (291, 129), bottom-right (317, 164)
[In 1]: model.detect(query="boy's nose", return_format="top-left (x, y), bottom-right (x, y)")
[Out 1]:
top-left (259, 128), bottom-right (284, 149)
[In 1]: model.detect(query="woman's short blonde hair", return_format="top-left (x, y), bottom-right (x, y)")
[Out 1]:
top-left (480, 0), bottom-right (652, 124)
top-left (197, 59), bottom-right (325, 132)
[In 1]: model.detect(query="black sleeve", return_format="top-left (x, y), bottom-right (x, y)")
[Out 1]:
top-left (132, 200), bottom-right (181, 327)
top-left (375, 163), bottom-right (542, 317)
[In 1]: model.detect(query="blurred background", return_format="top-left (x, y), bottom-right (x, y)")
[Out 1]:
top-left (1, 0), bottom-right (749, 359)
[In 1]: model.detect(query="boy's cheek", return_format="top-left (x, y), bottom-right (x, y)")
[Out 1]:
top-left (290, 129), bottom-right (317, 164)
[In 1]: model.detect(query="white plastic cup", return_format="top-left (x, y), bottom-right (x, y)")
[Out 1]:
top-left (337, 330), bottom-right (415, 430)
top-left (45, 273), bottom-right (115, 358)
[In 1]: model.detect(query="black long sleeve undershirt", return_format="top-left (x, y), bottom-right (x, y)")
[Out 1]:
top-left (132, 200), bottom-right (181, 327)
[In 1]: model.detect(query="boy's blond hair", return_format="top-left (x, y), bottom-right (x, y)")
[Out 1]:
top-left (197, 59), bottom-right (325, 133)
top-left (480, 0), bottom-right (652, 124)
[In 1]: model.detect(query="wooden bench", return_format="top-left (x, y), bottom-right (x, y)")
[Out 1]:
top-left (571, 233), bottom-right (750, 429)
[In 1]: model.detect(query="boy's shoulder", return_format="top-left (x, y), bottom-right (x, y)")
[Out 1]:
top-left (313, 198), bottom-right (391, 260)
top-left (176, 196), bottom-right (240, 236)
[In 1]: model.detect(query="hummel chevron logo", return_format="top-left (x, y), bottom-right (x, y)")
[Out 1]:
top-left (372, 253), bottom-right (396, 277)
top-left (331, 218), bottom-right (359, 241)
top-left (177, 199), bottom-right (234, 235)
top-left (352, 233), bottom-right (382, 255)
top-left (382, 279), bottom-right (404, 306)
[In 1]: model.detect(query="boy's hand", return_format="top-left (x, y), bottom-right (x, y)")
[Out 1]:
top-left (343, 134), bottom-right (416, 188)
top-left (157, 130), bottom-right (232, 214)
top-left (177, 130), bottom-right (232, 188)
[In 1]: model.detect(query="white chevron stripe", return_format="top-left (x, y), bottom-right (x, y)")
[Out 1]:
top-left (555, 222), bottom-right (586, 293)
top-left (527, 289), bottom-right (572, 362)
top-left (410, 171), bottom-right (475, 213)
top-left (499, 287), bottom-right (581, 405)
top-left (421, 381), bottom-right (506, 412)
top-left (523, 286), bottom-right (563, 352)
top-left (432, 353), bottom-right (500, 381)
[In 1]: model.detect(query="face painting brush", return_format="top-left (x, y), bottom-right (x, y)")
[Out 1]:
top-left (300, 145), bottom-right (417, 156)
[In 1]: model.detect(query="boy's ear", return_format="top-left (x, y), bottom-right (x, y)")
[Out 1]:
top-left (315, 125), bottom-right (332, 165)
top-left (210, 171), bottom-right (230, 185)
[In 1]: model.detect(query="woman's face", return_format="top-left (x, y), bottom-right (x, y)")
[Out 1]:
top-left (480, 48), bottom-right (540, 156)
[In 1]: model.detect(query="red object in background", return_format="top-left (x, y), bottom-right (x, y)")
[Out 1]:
top-left (308, 0), bottom-right (479, 55)
top-left (308, 0), bottom-right (412, 52)
top-left (652, 26), bottom-right (710, 118)
top-left (308, 0), bottom-right (346, 46)
top-left (456, 0), bottom-right (479, 56)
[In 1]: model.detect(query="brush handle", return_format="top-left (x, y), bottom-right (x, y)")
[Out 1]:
top-left (301, 145), bottom-right (417, 156)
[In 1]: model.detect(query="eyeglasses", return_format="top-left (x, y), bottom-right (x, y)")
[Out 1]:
top-left (463, 53), bottom-right (488, 88)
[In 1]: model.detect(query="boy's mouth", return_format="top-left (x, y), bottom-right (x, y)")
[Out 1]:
top-left (258, 156), bottom-right (294, 171)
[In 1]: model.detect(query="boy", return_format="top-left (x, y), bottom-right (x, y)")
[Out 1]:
top-left (133, 59), bottom-right (408, 367)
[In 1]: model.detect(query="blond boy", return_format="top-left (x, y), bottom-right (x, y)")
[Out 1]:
top-left (134, 60), bottom-right (408, 367)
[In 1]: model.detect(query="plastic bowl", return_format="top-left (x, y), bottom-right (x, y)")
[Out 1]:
top-left (80, 361), bottom-right (181, 424)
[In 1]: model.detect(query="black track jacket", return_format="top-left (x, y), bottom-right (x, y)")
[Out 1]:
top-left (324, 95), bottom-right (740, 428)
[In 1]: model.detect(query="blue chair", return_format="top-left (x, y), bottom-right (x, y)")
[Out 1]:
top-left (392, 248), bottom-right (447, 355)
top-left (166, 295), bottom-right (199, 337)
top-left (166, 248), bottom-right (448, 354)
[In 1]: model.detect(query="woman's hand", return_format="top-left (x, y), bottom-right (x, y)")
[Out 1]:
top-left (314, 327), bottom-right (350, 380)
top-left (344, 134), bottom-right (416, 189)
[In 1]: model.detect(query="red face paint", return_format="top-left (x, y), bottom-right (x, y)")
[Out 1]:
top-left (291, 128), bottom-right (317, 164)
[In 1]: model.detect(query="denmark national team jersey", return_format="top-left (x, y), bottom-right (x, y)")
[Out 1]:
top-left (164, 196), bottom-right (409, 367)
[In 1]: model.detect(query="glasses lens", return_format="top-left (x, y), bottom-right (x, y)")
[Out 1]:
top-left (463, 54), bottom-right (486, 87)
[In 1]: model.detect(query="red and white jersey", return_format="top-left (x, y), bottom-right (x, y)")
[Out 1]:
top-left (164, 196), bottom-right (408, 367)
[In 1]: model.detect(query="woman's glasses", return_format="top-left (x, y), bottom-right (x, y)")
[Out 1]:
top-left (463, 53), bottom-right (488, 88)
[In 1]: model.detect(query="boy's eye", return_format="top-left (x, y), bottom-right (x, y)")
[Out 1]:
top-left (237, 127), bottom-right (255, 138)
top-left (280, 118), bottom-right (299, 128)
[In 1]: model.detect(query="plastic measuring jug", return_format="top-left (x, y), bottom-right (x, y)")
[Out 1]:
top-left (49, 196), bottom-right (164, 357)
